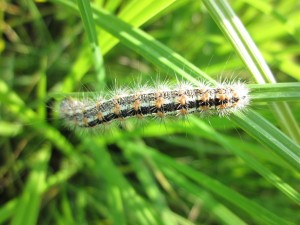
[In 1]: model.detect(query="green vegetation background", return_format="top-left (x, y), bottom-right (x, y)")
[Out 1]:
top-left (0, 0), bottom-right (299, 225)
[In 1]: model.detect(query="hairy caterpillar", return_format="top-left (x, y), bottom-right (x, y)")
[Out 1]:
top-left (59, 81), bottom-right (250, 130)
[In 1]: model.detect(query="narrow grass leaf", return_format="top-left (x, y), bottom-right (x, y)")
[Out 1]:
top-left (0, 199), bottom-right (17, 224)
top-left (76, 0), bottom-right (106, 88)
top-left (249, 83), bottom-right (300, 102)
top-left (11, 145), bottom-right (51, 225)
top-left (233, 110), bottom-right (300, 167)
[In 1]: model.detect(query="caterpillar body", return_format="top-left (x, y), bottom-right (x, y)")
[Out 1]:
top-left (59, 81), bottom-right (249, 130)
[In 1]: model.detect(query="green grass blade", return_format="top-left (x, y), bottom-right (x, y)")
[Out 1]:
top-left (36, 59), bottom-right (47, 120)
top-left (92, 7), bottom-right (213, 83)
top-left (100, 0), bottom-right (177, 54)
top-left (202, 0), bottom-right (274, 83)
top-left (249, 83), bottom-right (300, 102)
top-left (233, 110), bottom-right (300, 165)
top-left (121, 141), bottom-right (292, 225)
top-left (10, 145), bottom-right (51, 225)
top-left (0, 199), bottom-right (17, 224)
top-left (76, 0), bottom-right (105, 88)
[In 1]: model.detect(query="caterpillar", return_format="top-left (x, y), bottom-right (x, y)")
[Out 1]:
top-left (59, 81), bottom-right (250, 130)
